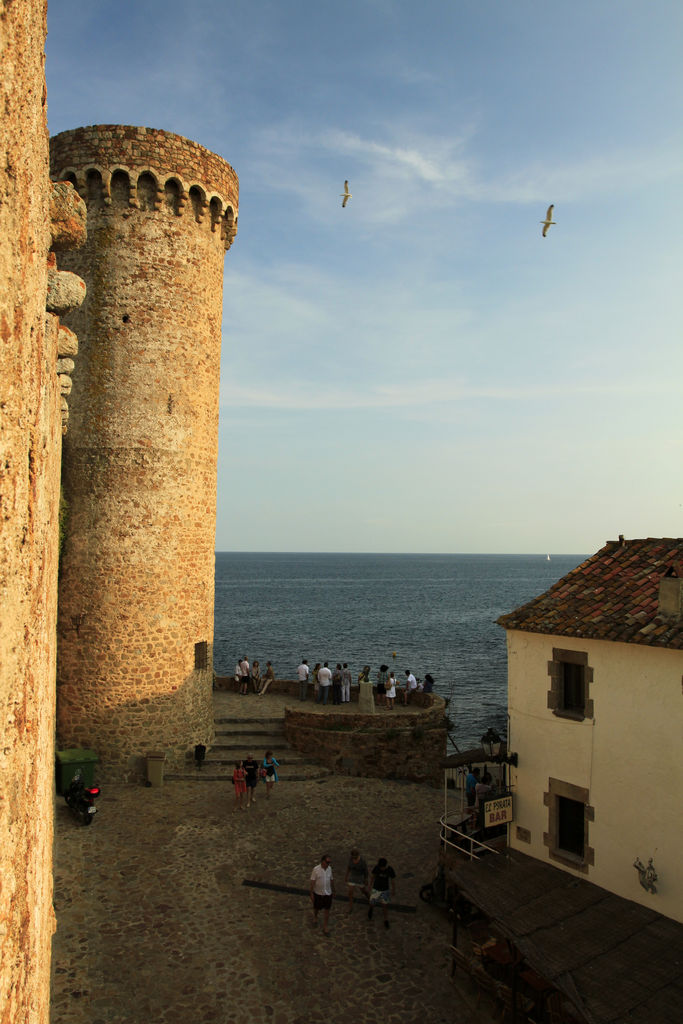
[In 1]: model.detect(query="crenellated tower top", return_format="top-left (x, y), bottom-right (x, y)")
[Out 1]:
top-left (50, 124), bottom-right (238, 249)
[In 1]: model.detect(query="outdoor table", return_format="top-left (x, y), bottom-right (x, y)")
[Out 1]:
top-left (520, 968), bottom-right (553, 992)
top-left (483, 940), bottom-right (515, 965)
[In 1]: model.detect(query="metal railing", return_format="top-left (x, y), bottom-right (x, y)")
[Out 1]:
top-left (440, 809), bottom-right (502, 861)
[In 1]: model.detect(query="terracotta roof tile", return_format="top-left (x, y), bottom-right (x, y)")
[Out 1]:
top-left (497, 538), bottom-right (683, 649)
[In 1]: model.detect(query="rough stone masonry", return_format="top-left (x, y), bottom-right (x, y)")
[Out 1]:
top-left (51, 125), bottom-right (239, 781)
top-left (1, 4), bottom-right (87, 1020)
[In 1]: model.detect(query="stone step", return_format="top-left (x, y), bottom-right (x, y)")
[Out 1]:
top-left (214, 716), bottom-right (283, 726)
top-left (203, 753), bottom-right (312, 767)
top-left (213, 729), bottom-right (285, 740)
top-left (210, 741), bottom-right (287, 752)
top-left (166, 762), bottom-right (332, 783)
top-left (213, 741), bottom-right (286, 749)
top-left (195, 708), bottom-right (331, 783)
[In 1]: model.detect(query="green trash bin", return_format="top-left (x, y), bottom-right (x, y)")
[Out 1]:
top-left (145, 752), bottom-right (166, 787)
top-left (56, 748), bottom-right (99, 795)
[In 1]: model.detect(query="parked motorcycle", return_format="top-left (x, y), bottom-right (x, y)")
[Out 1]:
top-left (64, 769), bottom-right (101, 825)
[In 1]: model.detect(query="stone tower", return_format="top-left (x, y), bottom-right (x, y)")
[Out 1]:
top-left (50, 125), bottom-right (238, 779)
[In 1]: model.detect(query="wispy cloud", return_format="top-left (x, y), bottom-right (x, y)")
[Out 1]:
top-left (220, 375), bottom-right (681, 412)
top-left (322, 128), bottom-right (472, 187)
top-left (488, 147), bottom-right (683, 204)
top-left (244, 121), bottom-right (479, 223)
top-left (243, 119), bottom-right (683, 226)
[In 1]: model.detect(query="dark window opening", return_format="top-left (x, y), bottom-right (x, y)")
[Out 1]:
top-left (209, 196), bottom-right (222, 231)
top-left (558, 796), bottom-right (585, 858)
top-left (164, 178), bottom-right (181, 215)
top-left (189, 185), bottom-right (204, 220)
top-left (195, 641), bottom-right (208, 670)
top-left (562, 662), bottom-right (585, 712)
top-left (86, 169), bottom-right (104, 207)
top-left (548, 648), bottom-right (592, 721)
top-left (110, 169), bottom-right (131, 207)
top-left (222, 207), bottom-right (236, 244)
top-left (137, 172), bottom-right (157, 211)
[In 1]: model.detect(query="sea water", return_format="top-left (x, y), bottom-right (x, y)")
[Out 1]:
top-left (213, 552), bottom-right (584, 750)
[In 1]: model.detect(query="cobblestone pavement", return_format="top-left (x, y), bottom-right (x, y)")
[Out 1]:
top-left (51, 693), bottom-right (493, 1024)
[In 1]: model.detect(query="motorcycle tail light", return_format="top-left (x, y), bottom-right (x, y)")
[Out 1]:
top-left (87, 787), bottom-right (101, 797)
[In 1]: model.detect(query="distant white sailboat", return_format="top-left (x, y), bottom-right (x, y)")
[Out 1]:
top-left (546, 554), bottom-right (551, 561)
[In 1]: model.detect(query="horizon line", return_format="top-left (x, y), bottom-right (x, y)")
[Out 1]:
top-left (214, 550), bottom-right (587, 557)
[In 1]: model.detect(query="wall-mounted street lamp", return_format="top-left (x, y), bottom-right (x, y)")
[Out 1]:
top-left (633, 857), bottom-right (658, 894)
top-left (480, 728), bottom-right (502, 758)
top-left (480, 728), bottom-right (518, 767)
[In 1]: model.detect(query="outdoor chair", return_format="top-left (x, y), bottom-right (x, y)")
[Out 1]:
top-left (468, 918), bottom-right (494, 957)
top-left (470, 962), bottom-right (501, 1009)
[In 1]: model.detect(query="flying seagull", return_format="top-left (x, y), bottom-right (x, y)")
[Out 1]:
top-left (540, 204), bottom-right (556, 237)
top-left (340, 180), bottom-right (352, 208)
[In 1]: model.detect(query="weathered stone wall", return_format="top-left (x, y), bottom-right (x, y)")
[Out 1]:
top-left (1, 3), bottom-right (54, 1020)
top-left (51, 126), bottom-right (239, 780)
top-left (48, 180), bottom-right (88, 432)
top-left (285, 701), bottom-right (448, 786)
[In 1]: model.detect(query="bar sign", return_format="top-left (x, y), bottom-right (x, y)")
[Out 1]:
top-left (483, 794), bottom-right (513, 827)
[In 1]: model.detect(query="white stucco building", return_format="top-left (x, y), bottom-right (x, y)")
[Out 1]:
top-left (498, 536), bottom-right (683, 924)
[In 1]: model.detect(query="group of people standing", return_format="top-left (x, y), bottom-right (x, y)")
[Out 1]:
top-left (465, 766), bottom-right (495, 819)
top-left (297, 659), bottom-right (435, 708)
top-left (231, 751), bottom-right (279, 810)
top-left (373, 665), bottom-right (434, 709)
top-left (297, 660), bottom-right (354, 705)
top-left (309, 848), bottom-right (397, 936)
top-left (235, 656), bottom-right (275, 696)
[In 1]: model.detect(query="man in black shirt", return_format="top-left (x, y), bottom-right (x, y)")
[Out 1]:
top-left (243, 754), bottom-right (259, 807)
top-left (368, 857), bottom-right (396, 928)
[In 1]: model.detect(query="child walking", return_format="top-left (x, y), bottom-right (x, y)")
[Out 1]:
top-left (263, 750), bottom-right (280, 799)
top-left (232, 759), bottom-right (246, 811)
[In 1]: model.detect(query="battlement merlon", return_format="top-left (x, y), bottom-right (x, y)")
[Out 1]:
top-left (49, 125), bottom-right (238, 250)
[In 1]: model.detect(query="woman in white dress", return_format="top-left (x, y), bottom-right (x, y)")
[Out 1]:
top-left (385, 671), bottom-right (396, 709)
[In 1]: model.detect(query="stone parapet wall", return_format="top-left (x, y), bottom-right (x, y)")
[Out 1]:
top-left (215, 676), bottom-right (304, 695)
top-left (284, 702), bottom-right (447, 787)
top-left (214, 675), bottom-right (439, 708)
top-left (51, 125), bottom-right (237, 250)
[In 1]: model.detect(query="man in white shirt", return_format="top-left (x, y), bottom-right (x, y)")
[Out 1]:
top-left (297, 659), bottom-right (310, 701)
top-left (316, 662), bottom-right (332, 705)
top-left (239, 656), bottom-right (250, 695)
top-left (403, 670), bottom-right (417, 705)
top-left (341, 663), bottom-right (352, 703)
top-left (310, 853), bottom-right (334, 934)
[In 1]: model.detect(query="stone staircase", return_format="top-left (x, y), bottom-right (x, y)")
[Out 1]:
top-left (166, 713), bottom-right (331, 782)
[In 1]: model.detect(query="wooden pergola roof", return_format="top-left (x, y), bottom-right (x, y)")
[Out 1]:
top-left (447, 848), bottom-right (683, 1024)
top-left (441, 744), bottom-right (510, 769)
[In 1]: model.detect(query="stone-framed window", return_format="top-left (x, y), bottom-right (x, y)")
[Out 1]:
top-left (547, 648), bottom-right (593, 721)
top-left (194, 641), bottom-right (208, 671)
top-left (543, 777), bottom-right (594, 873)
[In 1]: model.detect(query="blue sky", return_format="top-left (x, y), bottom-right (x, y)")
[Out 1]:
top-left (46, 1), bottom-right (683, 553)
